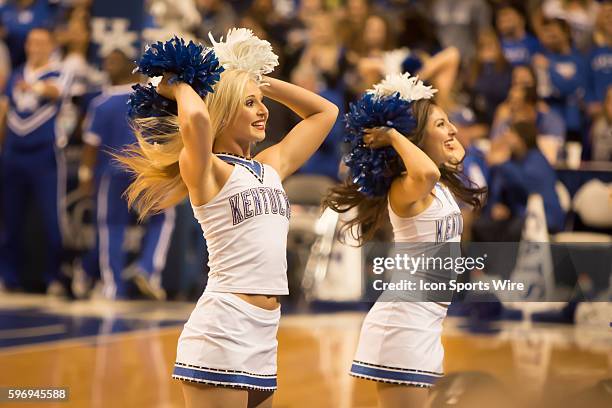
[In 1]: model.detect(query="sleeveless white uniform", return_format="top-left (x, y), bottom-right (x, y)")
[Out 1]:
top-left (173, 155), bottom-right (290, 391)
top-left (350, 183), bottom-right (462, 387)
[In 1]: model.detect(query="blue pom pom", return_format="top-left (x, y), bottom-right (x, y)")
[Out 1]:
top-left (136, 36), bottom-right (224, 98)
top-left (401, 54), bottom-right (424, 75)
top-left (127, 84), bottom-right (177, 119)
top-left (343, 92), bottom-right (417, 197)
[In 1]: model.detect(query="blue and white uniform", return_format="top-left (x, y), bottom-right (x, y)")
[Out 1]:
top-left (501, 33), bottom-right (541, 67)
top-left (0, 0), bottom-right (59, 68)
top-left (0, 62), bottom-right (69, 288)
top-left (82, 85), bottom-right (175, 299)
top-left (541, 49), bottom-right (587, 135)
top-left (172, 155), bottom-right (290, 391)
top-left (586, 45), bottom-right (612, 106)
top-left (350, 183), bottom-right (462, 387)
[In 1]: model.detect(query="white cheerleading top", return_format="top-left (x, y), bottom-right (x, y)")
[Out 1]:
top-left (191, 154), bottom-right (290, 295)
top-left (388, 182), bottom-right (463, 243)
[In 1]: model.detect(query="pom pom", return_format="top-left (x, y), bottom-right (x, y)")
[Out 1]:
top-left (382, 48), bottom-right (424, 76)
top-left (371, 72), bottom-right (437, 102)
top-left (343, 92), bottom-right (417, 197)
top-left (127, 84), bottom-right (177, 119)
top-left (343, 72), bottom-right (436, 197)
top-left (208, 28), bottom-right (279, 81)
top-left (401, 54), bottom-right (423, 76)
top-left (383, 48), bottom-right (410, 75)
top-left (136, 36), bottom-right (224, 98)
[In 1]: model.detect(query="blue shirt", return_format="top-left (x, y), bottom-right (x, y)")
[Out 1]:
top-left (83, 85), bottom-right (135, 175)
top-left (0, 0), bottom-right (59, 68)
top-left (299, 85), bottom-right (345, 180)
top-left (490, 109), bottom-right (566, 141)
top-left (586, 45), bottom-right (612, 104)
top-left (488, 149), bottom-right (564, 232)
top-left (4, 63), bottom-right (68, 151)
top-left (462, 145), bottom-right (489, 189)
top-left (542, 50), bottom-right (587, 132)
top-left (501, 34), bottom-right (541, 66)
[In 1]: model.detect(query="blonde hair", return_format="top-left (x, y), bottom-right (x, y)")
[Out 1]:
top-left (114, 69), bottom-right (256, 219)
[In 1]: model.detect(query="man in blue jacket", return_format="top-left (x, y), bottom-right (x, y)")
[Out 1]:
top-left (473, 121), bottom-right (565, 242)
top-left (533, 17), bottom-right (587, 142)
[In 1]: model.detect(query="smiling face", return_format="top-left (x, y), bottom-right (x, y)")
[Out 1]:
top-left (223, 80), bottom-right (269, 144)
top-left (418, 105), bottom-right (464, 166)
top-left (25, 28), bottom-right (54, 68)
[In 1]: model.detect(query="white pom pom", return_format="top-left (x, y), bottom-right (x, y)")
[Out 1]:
top-left (209, 28), bottom-right (279, 81)
top-left (370, 73), bottom-right (437, 102)
top-left (382, 48), bottom-right (410, 76)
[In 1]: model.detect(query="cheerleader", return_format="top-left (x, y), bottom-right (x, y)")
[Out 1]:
top-left (323, 73), bottom-right (485, 407)
top-left (117, 30), bottom-right (337, 407)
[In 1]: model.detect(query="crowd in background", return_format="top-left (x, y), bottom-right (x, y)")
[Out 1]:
top-left (0, 0), bottom-right (611, 299)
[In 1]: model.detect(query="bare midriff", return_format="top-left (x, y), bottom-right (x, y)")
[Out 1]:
top-left (234, 293), bottom-right (280, 310)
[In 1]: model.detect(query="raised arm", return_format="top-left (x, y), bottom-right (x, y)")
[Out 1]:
top-left (364, 127), bottom-right (440, 214)
top-left (417, 47), bottom-right (460, 110)
top-left (158, 79), bottom-right (223, 204)
top-left (255, 76), bottom-right (339, 179)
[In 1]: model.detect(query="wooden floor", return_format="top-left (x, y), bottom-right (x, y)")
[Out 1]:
top-left (0, 295), bottom-right (610, 408)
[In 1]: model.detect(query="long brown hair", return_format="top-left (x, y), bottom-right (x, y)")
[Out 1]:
top-left (322, 99), bottom-right (486, 245)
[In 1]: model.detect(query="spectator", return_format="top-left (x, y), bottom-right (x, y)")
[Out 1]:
top-left (590, 85), bottom-right (612, 161)
top-left (491, 84), bottom-right (566, 142)
top-left (0, 27), bottom-right (70, 293)
top-left (511, 63), bottom-right (537, 87)
top-left (467, 30), bottom-right (513, 125)
top-left (242, 0), bottom-right (291, 49)
top-left (79, 49), bottom-right (175, 300)
top-left (349, 12), bottom-right (395, 59)
top-left (291, 12), bottom-right (347, 180)
top-left (534, 17), bottom-right (586, 142)
top-left (281, 0), bottom-right (328, 79)
top-left (454, 107), bottom-right (490, 191)
top-left (586, 0), bottom-right (612, 118)
top-left (396, 10), bottom-right (460, 110)
top-left (430, 0), bottom-right (492, 66)
top-left (338, 0), bottom-right (370, 54)
top-left (495, 2), bottom-right (542, 66)
top-left (56, 6), bottom-right (98, 141)
top-left (474, 121), bottom-right (565, 242)
top-left (541, 0), bottom-right (599, 52)
top-left (0, 0), bottom-right (60, 69)
top-left (346, 13), bottom-right (396, 95)
top-left (193, 0), bottom-right (237, 40)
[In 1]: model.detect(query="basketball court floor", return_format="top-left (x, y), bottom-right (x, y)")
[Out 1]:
top-left (0, 294), bottom-right (610, 407)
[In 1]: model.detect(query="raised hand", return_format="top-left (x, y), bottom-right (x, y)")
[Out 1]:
top-left (156, 74), bottom-right (179, 100)
top-left (363, 127), bottom-right (396, 149)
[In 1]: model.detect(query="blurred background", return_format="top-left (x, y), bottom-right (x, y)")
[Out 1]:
top-left (0, 1), bottom-right (611, 407)
top-left (0, 0), bottom-right (610, 301)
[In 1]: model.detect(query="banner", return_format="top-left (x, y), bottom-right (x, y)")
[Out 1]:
top-left (90, 0), bottom-right (145, 63)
